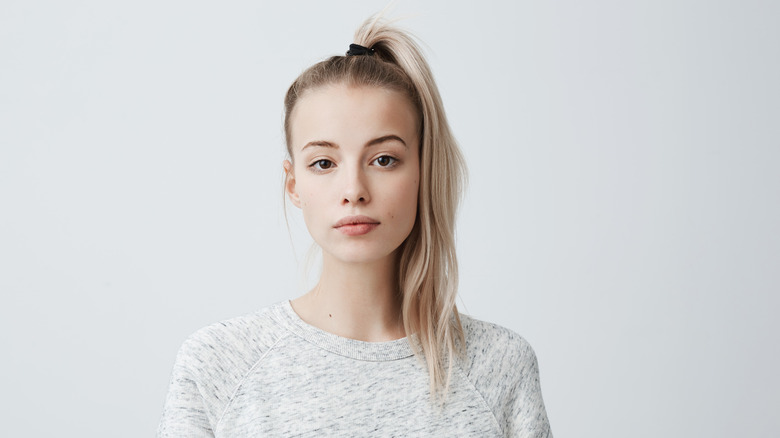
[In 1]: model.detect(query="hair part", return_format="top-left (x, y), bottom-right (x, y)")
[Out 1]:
top-left (283, 15), bottom-right (468, 399)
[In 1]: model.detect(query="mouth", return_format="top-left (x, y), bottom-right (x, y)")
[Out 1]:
top-left (334, 215), bottom-right (380, 227)
top-left (334, 215), bottom-right (380, 236)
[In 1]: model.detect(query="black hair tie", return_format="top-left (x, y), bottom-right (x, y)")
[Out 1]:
top-left (346, 43), bottom-right (374, 56)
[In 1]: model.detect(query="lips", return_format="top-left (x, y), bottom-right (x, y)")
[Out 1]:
top-left (334, 215), bottom-right (380, 236)
top-left (334, 215), bottom-right (380, 227)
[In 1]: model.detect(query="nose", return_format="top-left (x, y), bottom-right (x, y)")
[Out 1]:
top-left (341, 166), bottom-right (370, 205)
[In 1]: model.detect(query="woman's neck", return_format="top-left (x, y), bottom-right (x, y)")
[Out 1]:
top-left (290, 253), bottom-right (405, 342)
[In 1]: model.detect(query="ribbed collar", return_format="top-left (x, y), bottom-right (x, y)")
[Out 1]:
top-left (271, 300), bottom-right (416, 362)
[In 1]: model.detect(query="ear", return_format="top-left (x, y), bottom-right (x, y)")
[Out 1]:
top-left (283, 160), bottom-right (301, 208)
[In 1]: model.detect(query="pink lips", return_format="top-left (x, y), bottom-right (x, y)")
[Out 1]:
top-left (334, 215), bottom-right (380, 236)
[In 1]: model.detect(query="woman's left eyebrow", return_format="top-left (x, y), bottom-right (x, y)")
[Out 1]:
top-left (367, 135), bottom-right (406, 148)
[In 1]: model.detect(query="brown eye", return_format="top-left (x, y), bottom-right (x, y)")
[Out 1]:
top-left (372, 155), bottom-right (397, 167)
top-left (310, 159), bottom-right (334, 170)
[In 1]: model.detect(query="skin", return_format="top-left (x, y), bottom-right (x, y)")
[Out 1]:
top-left (284, 83), bottom-right (420, 342)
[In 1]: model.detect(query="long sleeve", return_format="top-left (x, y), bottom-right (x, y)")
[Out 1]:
top-left (458, 314), bottom-right (553, 438)
top-left (157, 341), bottom-right (215, 438)
top-left (156, 304), bottom-right (552, 436)
top-left (506, 341), bottom-right (552, 438)
top-left (156, 311), bottom-right (284, 437)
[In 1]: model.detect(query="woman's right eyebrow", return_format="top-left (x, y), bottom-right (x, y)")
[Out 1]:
top-left (301, 140), bottom-right (337, 151)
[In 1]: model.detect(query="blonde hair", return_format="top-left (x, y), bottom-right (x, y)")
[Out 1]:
top-left (283, 16), bottom-right (467, 397)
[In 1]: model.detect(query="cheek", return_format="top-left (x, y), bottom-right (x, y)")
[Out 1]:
top-left (293, 170), bottom-right (318, 207)
top-left (299, 189), bottom-right (320, 211)
top-left (297, 178), bottom-right (335, 221)
top-left (390, 174), bottom-right (419, 217)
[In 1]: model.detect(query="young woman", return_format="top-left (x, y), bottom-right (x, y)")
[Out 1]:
top-left (158, 16), bottom-right (552, 438)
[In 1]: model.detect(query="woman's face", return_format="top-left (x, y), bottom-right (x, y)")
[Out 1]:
top-left (284, 84), bottom-right (420, 265)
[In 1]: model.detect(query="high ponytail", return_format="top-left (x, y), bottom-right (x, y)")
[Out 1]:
top-left (283, 15), bottom-right (467, 399)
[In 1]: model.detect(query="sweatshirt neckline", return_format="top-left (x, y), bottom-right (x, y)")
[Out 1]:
top-left (272, 300), bottom-right (415, 361)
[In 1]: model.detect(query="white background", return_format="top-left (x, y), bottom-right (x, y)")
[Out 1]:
top-left (1, 1), bottom-right (778, 436)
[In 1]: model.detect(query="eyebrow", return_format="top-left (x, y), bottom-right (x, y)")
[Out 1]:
top-left (301, 135), bottom-right (407, 151)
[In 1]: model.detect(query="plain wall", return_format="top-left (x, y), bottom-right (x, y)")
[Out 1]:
top-left (1, 0), bottom-right (778, 436)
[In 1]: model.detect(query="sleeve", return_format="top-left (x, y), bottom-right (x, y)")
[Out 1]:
top-left (507, 341), bottom-right (552, 438)
top-left (156, 340), bottom-right (215, 438)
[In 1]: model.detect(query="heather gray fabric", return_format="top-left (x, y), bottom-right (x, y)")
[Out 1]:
top-left (157, 301), bottom-right (552, 437)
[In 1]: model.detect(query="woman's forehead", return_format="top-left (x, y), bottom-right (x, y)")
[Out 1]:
top-left (289, 84), bottom-right (420, 153)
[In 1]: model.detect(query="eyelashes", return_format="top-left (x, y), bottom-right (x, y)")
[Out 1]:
top-left (310, 159), bottom-right (334, 171)
top-left (372, 155), bottom-right (398, 167)
top-left (308, 155), bottom-right (399, 172)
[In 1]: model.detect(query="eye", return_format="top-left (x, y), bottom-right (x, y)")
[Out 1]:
top-left (372, 155), bottom-right (398, 168)
top-left (310, 159), bottom-right (334, 171)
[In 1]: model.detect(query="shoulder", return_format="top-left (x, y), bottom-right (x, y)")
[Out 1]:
top-left (177, 304), bottom-right (286, 366)
top-left (459, 313), bottom-right (538, 376)
top-left (457, 314), bottom-right (552, 437)
top-left (169, 303), bottom-right (290, 419)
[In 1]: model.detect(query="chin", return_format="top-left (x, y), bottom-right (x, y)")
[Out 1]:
top-left (327, 243), bottom-right (401, 265)
top-left (333, 251), bottom-right (395, 265)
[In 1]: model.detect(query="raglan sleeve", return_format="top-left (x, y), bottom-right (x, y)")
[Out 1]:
top-left (157, 337), bottom-right (215, 438)
top-left (507, 339), bottom-right (553, 438)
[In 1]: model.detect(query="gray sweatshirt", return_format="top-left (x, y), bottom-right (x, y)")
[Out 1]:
top-left (157, 301), bottom-right (552, 437)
